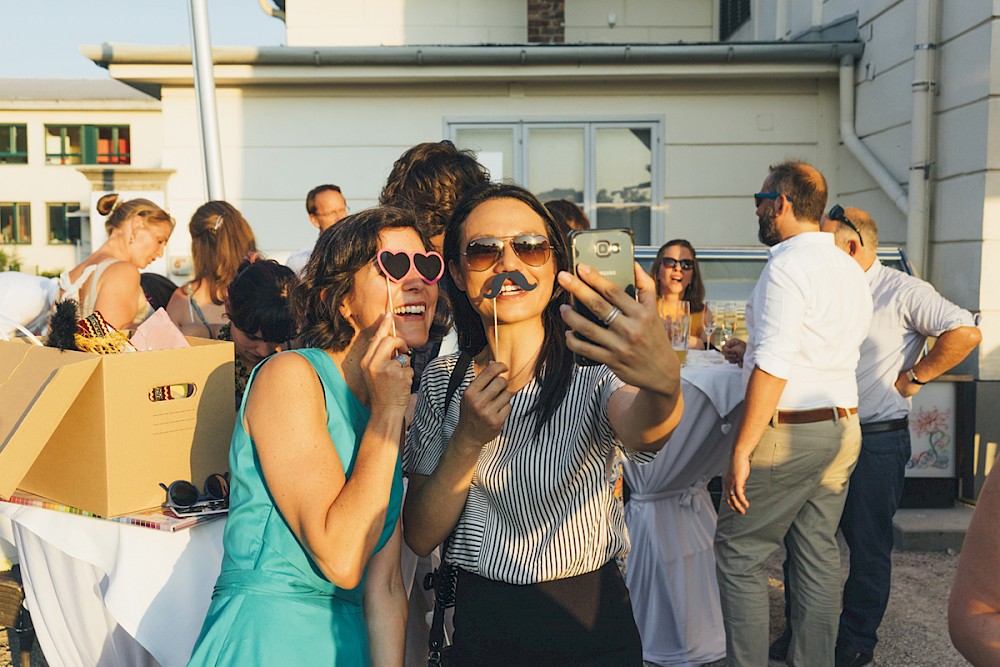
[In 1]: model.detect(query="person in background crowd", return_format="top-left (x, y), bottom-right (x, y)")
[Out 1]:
top-left (404, 182), bottom-right (683, 666)
top-left (379, 140), bottom-right (490, 251)
top-left (763, 205), bottom-right (981, 667)
top-left (61, 193), bottom-right (174, 330)
top-left (166, 200), bottom-right (257, 338)
top-left (286, 184), bottom-right (349, 274)
top-left (949, 452), bottom-right (1000, 666)
top-left (219, 257), bottom-right (300, 408)
top-left (188, 206), bottom-right (441, 665)
top-left (653, 239), bottom-right (708, 349)
top-left (544, 199), bottom-right (590, 238)
top-left (714, 161), bottom-right (872, 667)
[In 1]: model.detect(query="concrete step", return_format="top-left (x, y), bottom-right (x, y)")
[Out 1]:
top-left (893, 504), bottom-right (975, 552)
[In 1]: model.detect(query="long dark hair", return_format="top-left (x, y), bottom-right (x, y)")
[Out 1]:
top-left (653, 239), bottom-right (705, 314)
top-left (295, 206), bottom-right (450, 351)
top-left (443, 182), bottom-right (574, 436)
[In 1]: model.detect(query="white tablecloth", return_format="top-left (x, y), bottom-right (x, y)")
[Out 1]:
top-left (0, 502), bottom-right (225, 667)
top-left (623, 356), bottom-right (744, 667)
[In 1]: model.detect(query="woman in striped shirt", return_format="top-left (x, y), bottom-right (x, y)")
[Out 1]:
top-left (404, 183), bottom-right (684, 666)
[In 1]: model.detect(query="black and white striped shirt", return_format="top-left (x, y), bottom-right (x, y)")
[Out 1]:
top-left (405, 352), bottom-right (656, 585)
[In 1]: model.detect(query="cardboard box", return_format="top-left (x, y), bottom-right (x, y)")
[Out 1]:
top-left (0, 337), bottom-right (235, 517)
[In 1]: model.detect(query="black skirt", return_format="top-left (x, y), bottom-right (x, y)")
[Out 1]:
top-left (448, 560), bottom-right (643, 666)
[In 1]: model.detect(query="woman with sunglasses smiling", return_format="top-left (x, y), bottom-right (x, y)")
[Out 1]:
top-left (189, 207), bottom-right (447, 667)
top-left (404, 183), bottom-right (683, 666)
top-left (653, 239), bottom-right (709, 349)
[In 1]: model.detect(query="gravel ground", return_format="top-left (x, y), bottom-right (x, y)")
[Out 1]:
top-left (1, 541), bottom-right (968, 667)
top-left (690, 538), bottom-right (967, 667)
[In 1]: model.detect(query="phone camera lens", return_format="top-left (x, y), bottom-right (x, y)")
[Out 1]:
top-left (596, 241), bottom-right (610, 257)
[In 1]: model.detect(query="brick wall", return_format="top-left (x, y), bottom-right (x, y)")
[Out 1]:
top-left (528, 0), bottom-right (565, 43)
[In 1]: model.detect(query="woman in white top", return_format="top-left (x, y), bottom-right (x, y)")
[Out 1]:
top-left (166, 200), bottom-right (257, 338)
top-left (60, 193), bottom-right (174, 330)
top-left (403, 183), bottom-right (683, 666)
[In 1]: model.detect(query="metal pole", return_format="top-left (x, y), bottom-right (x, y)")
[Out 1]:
top-left (188, 0), bottom-right (225, 200)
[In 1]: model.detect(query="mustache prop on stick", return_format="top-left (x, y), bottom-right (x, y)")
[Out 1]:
top-left (483, 271), bottom-right (538, 353)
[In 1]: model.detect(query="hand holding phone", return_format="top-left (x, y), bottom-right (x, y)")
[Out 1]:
top-left (568, 229), bottom-right (636, 366)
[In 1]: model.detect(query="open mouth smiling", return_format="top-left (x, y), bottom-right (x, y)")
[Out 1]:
top-left (392, 304), bottom-right (426, 316)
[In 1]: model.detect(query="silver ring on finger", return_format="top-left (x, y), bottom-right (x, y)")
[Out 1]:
top-left (395, 354), bottom-right (409, 367)
top-left (602, 306), bottom-right (622, 327)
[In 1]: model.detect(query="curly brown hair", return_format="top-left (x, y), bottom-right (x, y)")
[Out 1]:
top-left (379, 141), bottom-right (490, 238)
top-left (294, 206), bottom-right (450, 352)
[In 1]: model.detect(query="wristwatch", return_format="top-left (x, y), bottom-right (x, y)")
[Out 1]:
top-left (906, 368), bottom-right (926, 385)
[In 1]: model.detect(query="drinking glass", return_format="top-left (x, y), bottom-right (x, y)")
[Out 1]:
top-left (704, 301), bottom-right (719, 348)
top-left (664, 301), bottom-right (690, 366)
top-left (721, 302), bottom-right (737, 342)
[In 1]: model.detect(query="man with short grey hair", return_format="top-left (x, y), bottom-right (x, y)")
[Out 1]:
top-left (812, 205), bottom-right (978, 667)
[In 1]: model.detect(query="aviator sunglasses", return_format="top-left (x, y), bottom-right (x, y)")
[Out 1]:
top-left (661, 257), bottom-right (694, 271)
top-left (461, 234), bottom-right (552, 272)
top-left (159, 472), bottom-right (230, 510)
top-left (376, 249), bottom-right (444, 284)
top-left (827, 204), bottom-right (864, 247)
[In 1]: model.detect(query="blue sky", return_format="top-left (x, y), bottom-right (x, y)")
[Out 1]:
top-left (1, 0), bottom-right (286, 79)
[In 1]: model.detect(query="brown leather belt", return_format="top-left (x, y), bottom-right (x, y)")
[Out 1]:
top-left (775, 407), bottom-right (857, 425)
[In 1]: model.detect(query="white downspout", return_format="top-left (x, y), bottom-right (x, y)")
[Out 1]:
top-left (811, 0), bottom-right (824, 30)
top-left (907, 0), bottom-right (939, 278)
top-left (839, 56), bottom-right (909, 215)
top-left (776, 0), bottom-right (788, 39)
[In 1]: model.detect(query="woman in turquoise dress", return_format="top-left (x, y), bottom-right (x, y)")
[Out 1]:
top-left (189, 207), bottom-right (445, 666)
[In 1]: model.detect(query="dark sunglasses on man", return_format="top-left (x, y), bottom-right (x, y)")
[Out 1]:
top-left (753, 192), bottom-right (795, 208)
top-left (828, 204), bottom-right (864, 246)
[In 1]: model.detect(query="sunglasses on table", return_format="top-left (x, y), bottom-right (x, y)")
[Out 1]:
top-left (661, 257), bottom-right (695, 271)
top-left (376, 249), bottom-right (444, 284)
top-left (461, 234), bottom-right (552, 272)
top-left (753, 192), bottom-right (795, 208)
top-left (827, 204), bottom-right (865, 246)
top-left (159, 472), bottom-right (230, 511)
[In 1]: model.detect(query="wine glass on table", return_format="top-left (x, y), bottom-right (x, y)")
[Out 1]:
top-left (704, 301), bottom-right (719, 349)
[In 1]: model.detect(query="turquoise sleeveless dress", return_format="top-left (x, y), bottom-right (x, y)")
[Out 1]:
top-left (188, 348), bottom-right (403, 666)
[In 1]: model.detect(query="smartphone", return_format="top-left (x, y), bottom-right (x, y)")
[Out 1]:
top-left (568, 228), bottom-right (636, 366)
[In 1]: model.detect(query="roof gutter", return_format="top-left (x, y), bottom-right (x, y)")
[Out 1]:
top-left (81, 42), bottom-right (864, 69)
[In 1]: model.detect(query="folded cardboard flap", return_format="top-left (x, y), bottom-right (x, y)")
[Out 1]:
top-left (0, 337), bottom-right (235, 517)
top-left (0, 343), bottom-right (101, 499)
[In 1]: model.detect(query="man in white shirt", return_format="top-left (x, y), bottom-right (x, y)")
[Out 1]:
top-left (285, 184), bottom-right (348, 274)
top-left (714, 161), bottom-right (872, 667)
top-left (810, 206), bottom-right (977, 666)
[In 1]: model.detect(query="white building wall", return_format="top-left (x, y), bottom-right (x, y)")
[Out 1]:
top-left (286, 0), bottom-right (716, 46)
top-left (742, 0), bottom-right (998, 378)
top-left (564, 0), bottom-right (715, 43)
top-left (155, 77), bottom-right (839, 266)
top-left (286, 0), bottom-right (525, 46)
top-left (0, 105), bottom-right (162, 274)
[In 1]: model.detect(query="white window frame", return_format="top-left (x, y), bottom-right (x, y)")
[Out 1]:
top-left (446, 116), bottom-right (665, 246)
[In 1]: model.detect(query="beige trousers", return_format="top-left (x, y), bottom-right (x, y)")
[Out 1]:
top-left (714, 415), bottom-right (861, 667)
